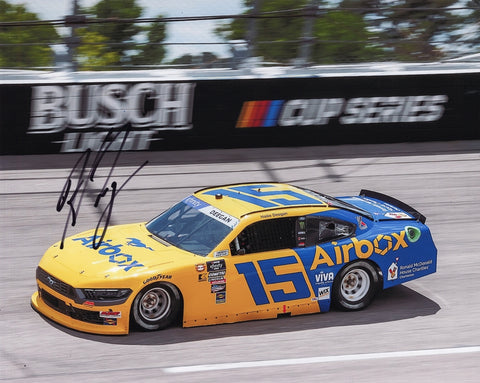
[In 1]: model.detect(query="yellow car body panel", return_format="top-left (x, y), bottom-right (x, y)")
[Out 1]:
top-left (181, 247), bottom-right (322, 328)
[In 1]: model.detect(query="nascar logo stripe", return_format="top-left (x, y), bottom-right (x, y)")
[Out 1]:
top-left (236, 100), bottom-right (284, 128)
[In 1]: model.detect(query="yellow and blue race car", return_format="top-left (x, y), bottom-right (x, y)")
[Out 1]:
top-left (31, 183), bottom-right (437, 335)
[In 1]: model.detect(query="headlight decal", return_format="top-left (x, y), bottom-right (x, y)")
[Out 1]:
top-left (76, 288), bottom-right (132, 305)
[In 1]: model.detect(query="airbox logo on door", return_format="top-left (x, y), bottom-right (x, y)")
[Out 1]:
top-left (28, 83), bottom-right (196, 152)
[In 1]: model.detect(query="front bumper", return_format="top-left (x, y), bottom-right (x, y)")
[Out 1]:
top-left (31, 282), bottom-right (131, 335)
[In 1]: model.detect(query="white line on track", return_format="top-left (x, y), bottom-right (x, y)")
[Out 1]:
top-left (164, 346), bottom-right (480, 374)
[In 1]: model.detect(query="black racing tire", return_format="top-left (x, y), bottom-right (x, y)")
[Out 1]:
top-left (131, 283), bottom-right (182, 331)
top-left (332, 261), bottom-right (379, 311)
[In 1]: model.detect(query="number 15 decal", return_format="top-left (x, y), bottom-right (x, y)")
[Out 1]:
top-left (235, 255), bottom-right (311, 305)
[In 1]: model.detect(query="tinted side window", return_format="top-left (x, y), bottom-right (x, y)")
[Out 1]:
top-left (230, 217), bottom-right (297, 255)
top-left (304, 216), bottom-right (355, 246)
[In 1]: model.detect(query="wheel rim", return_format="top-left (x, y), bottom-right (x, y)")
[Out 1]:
top-left (340, 268), bottom-right (370, 302)
top-left (138, 287), bottom-right (171, 321)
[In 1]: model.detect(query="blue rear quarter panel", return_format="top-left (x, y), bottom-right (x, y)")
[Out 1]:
top-left (296, 209), bottom-right (437, 312)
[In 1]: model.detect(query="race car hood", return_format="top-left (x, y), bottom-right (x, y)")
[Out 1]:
top-left (336, 190), bottom-right (426, 223)
top-left (40, 223), bottom-right (195, 280)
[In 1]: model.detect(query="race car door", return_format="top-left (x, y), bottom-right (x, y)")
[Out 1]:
top-left (226, 216), bottom-right (320, 321)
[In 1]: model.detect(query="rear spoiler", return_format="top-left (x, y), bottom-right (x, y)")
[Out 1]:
top-left (359, 189), bottom-right (427, 224)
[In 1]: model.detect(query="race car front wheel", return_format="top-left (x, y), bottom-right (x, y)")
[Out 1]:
top-left (332, 261), bottom-right (379, 311)
top-left (132, 283), bottom-right (182, 331)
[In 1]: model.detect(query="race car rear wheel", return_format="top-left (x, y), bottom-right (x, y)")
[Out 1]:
top-left (333, 261), bottom-right (379, 311)
top-left (132, 283), bottom-right (182, 331)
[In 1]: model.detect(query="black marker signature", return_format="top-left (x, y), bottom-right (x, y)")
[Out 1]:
top-left (56, 127), bottom-right (148, 249)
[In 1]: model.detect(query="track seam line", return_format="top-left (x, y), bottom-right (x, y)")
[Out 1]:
top-left (163, 346), bottom-right (480, 374)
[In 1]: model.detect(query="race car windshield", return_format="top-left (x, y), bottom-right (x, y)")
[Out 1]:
top-left (146, 201), bottom-right (232, 256)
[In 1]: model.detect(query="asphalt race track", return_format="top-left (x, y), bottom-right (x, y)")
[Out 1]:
top-left (1, 140), bottom-right (479, 382)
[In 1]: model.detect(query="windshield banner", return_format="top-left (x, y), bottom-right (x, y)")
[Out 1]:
top-left (183, 196), bottom-right (239, 229)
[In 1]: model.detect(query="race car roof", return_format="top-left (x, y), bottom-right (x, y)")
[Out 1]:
top-left (194, 183), bottom-right (328, 218)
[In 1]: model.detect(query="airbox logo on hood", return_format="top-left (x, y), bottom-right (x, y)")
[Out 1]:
top-left (73, 235), bottom-right (145, 272)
